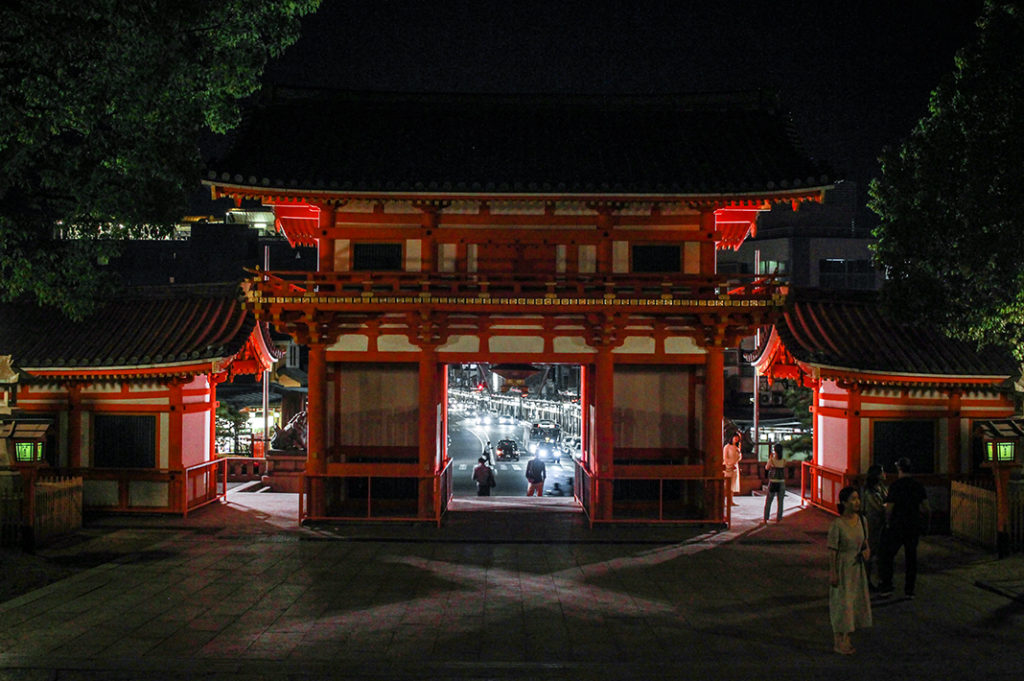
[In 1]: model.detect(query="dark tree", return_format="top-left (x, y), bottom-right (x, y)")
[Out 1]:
top-left (0, 0), bottom-right (320, 318)
top-left (869, 2), bottom-right (1024, 355)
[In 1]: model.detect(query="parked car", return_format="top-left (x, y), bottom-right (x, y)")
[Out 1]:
top-left (495, 439), bottom-right (521, 461)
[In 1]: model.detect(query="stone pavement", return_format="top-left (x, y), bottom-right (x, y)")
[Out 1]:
top-left (0, 492), bottom-right (1021, 680)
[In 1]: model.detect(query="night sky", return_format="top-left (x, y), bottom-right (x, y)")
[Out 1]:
top-left (260, 0), bottom-right (985, 205)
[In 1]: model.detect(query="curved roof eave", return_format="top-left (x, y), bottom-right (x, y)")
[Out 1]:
top-left (203, 180), bottom-right (833, 207)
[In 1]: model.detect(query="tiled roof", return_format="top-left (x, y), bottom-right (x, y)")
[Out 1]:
top-left (772, 290), bottom-right (1017, 378)
top-left (0, 284), bottom-right (258, 371)
top-left (206, 90), bottom-right (832, 196)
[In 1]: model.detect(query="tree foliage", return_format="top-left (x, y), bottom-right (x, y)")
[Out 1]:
top-left (869, 2), bottom-right (1024, 356)
top-left (0, 0), bottom-right (320, 318)
top-left (779, 380), bottom-right (812, 457)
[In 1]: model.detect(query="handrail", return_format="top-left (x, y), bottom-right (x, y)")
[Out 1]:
top-left (800, 461), bottom-right (849, 516)
top-left (245, 268), bottom-right (784, 302)
top-left (435, 459), bottom-right (454, 527)
top-left (576, 459), bottom-right (731, 525)
top-left (183, 458), bottom-right (227, 517)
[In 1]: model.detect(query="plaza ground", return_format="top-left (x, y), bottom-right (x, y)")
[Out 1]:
top-left (1, 491), bottom-right (1022, 680)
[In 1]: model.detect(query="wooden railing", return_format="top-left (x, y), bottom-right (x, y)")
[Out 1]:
top-left (246, 269), bottom-right (784, 304)
top-left (182, 459), bottom-right (227, 517)
top-left (575, 460), bottom-right (731, 526)
top-left (299, 461), bottom-right (452, 525)
top-left (68, 459), bottom-right (227, 516)
top-left (800, 462), bottom-right (850, 515)
top-left (216, 454), bottom-right (268, 481)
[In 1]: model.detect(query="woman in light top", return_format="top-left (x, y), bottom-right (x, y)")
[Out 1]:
top-left (828, 486), bottom-right (872, 655)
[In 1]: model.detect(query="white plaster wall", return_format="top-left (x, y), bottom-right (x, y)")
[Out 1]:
top-left (553, 336), bottom-right (596, 354)
top-left (331, 335), bottom-right (370, 352)
top-left (613, 241), bottom-right (629, 273)
top-left (488, 336), bottom-right (544, 353)
top-left (578, 245), bottom-right (596, 273)
top-left (613, 337), bottom-right (656, 354)
top-left (405, 239), bottom-right (422, 272)
top-left (438, 243), bottom-right (456, 272)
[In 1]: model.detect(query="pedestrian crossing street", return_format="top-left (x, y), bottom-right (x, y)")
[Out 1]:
top-left (458, 462), bottom-right (523, 471)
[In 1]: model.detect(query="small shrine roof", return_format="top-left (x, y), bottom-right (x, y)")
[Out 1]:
top-left (205, 89), bottom-right (832, 198)
top-left (759, 290), bottom-right (1018, 381)
top-left (0, 284), bottom-right (269, 374)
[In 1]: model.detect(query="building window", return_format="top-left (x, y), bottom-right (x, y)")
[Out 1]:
top-left (758, 259), bottom-right (788, 275)
top-left (353, 243), bottom-right (402, 271)
top-left (632, 244), bottom-right (681, 273)
top-left (873, 420), bottom-right (935, 474)
top-left (819, 259), bottom-right (875, 290)
top-left (286, 341), bottom-right (301, 369)
top-left (93, 415), bottom-right (156, 468)
top-left (14, 442), bottom-right (43, 463)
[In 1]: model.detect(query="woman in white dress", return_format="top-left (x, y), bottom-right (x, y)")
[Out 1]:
top-left (828, 486), bottom-right (872, 654)
top-left (722, 432), bottom-right (742, 504)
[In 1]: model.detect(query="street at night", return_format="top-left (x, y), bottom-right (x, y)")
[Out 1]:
top-left (448, 411), bottom-right (577, 499)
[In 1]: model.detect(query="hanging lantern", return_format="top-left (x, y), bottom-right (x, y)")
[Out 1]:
top-left (490, 363), bottom-right (541, 394)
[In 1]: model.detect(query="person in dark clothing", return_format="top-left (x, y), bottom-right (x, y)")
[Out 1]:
top-left (877, 457), bottom-right (931, 598)
top-left (763, 442), bottom-right (787, 522)
top-left (525, 452), bottom-right (546, 496)
top-left (860, 464), bottom-right (888, 591)
top-left (472, 457), bottom-right (495, 496)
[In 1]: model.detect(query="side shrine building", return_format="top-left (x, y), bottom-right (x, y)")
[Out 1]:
top-left (0, 285), bottom-right (279, 515)
top-left (753, 290), bottom-right (1019, 516)
top-left (204, 90), bottom-right (834, 525)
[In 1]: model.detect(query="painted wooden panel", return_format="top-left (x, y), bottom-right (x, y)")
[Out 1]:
top-left (612, 365), bottom-right (693, 449)
top-left (336, 364), bottom-right (418, 447)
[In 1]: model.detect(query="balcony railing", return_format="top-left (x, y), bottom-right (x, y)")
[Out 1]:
top-left (245, 269), bottom-right (784, 305)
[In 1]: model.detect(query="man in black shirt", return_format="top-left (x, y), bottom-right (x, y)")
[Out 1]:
top-left (877, 457), bottom-right (931, 598)
top-left (525, 452), bottom-right (546, 496)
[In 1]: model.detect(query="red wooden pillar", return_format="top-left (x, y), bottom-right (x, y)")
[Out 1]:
top-left (418, 347), bottom-right (440, 518)
top-left (316, 204), bottom-right (336, 273)
top-left (596, 211), bottom-right (614, 273)
top-left (703, 346), bottom-right (725, 515)
top-left (811, 382), bottom-right (822, 465)
top-left (307, 343), bottom-right (328, 517)
top-left (420, 209), bottom-right (438, 272)
top-left (579, 364), bottom-right (590, 467)
top-left (208, 378), bottom-right (218, 460)
top-left (168, 381), bottom-right (184, 470)
top-left (947, 391), bottom-right (962, 474)
top-left (593, 346), bottom-right (615, 520)
top-left (67, 384), bottom-right (83, 468)
top-left (846, 384), bottom-right (862, 475)
top-left (700, 210), bottom-right (717, 274)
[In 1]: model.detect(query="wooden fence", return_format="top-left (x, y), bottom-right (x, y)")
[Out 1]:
top-left (0, 475), bottom-right (82, 549)
top-left (31, 476), bottom-right (83, 546)
top-left (951, 479), bottom-right (1023, 552)
top-left (1, 488), bottom-right (22, 547)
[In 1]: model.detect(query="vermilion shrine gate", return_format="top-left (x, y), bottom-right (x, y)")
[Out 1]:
top-left (205, 91), bottom-right (834, 525)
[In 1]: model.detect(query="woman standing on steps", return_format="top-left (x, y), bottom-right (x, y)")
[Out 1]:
top-left (828, 486), bottom-right (872, 654)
